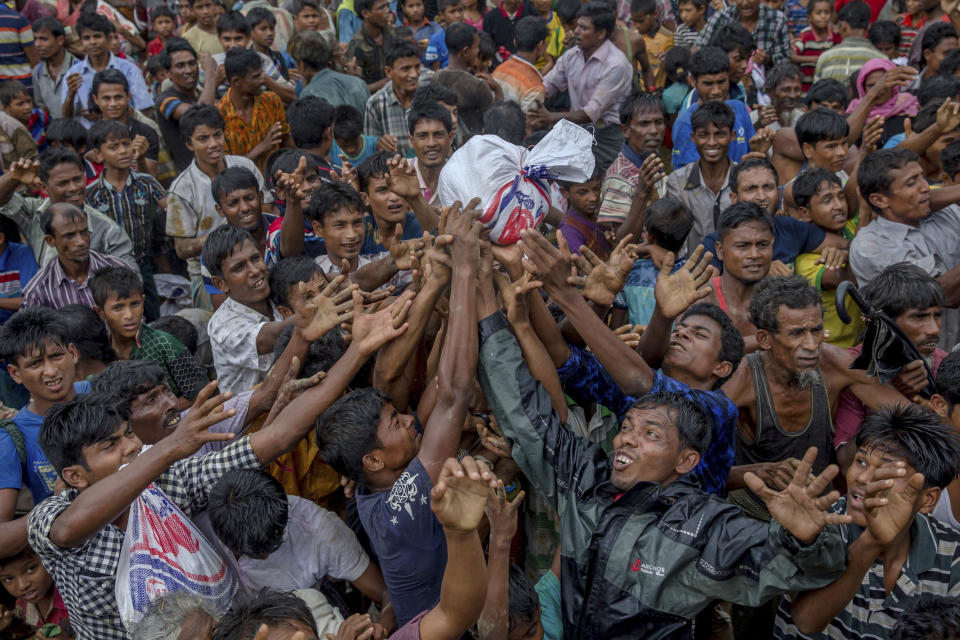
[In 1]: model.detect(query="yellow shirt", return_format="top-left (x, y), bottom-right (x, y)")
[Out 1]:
top-left (537, 11), bottom-right (565, 69)
top-left (183, 25), bottom-right (224, 55)
top-left (642, 26), bottom-right (673, 88)
top-left (795, 218), bottom-right (863, 348)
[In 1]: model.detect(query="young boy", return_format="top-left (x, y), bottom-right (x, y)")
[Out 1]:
top-left (147, 6), bottom-right (177, 57)
top-left (89, 265), bottom-right (208, 405)
top-left (778, 107), bottom-right (850, 188)
top-left (0, 218), bottom-right (38, 326)
top-left (45, 118), bottom-right (100, 182)
top-left (0, 547), bottom-right (70, 636)
top-left (30, 17), bottom-right (75, 121)
top-left (792, 168), bottom-right (862, 348)
top-left (673, 0), bottom-right (706, 48)
top-left (212, 165), bottom-right (278, 260)
top-left (347, 0), bottom-right (398, 91)
top-left (355, 152), bottom-right (427, 256)
top-left (89, 69), bottom-right (160, 177)
top-left (896, 0), bottom-right (927, 57)
top-left (182, 0), bottom-right (224, 55)
top-left (869, 19), bottom-right (903, 61)
top-left (559, 165), bottom-right (609, 259)
top-left (331, 104), bottom-right (379, 170)
top-left (774, 404), bottom-right (960, 639)
top-left (400, 0), bottom-right (441, 65)
top-left (0, 308), bottom-right (88, 520)
top-left (213, 11), bottom-right (295, 104)
top-left (531, 0), bottom-right (562, 72)
top-left (0, 81), bottom-right (49, 151)
top-left (85, 119), bottom-right (165, 321)
top-left (425, 0), bottom-right (465, 69)
top-left (632, 0), bottom-right (673, 89)
top-left (247, 7), bottom-right (293, 82)
top-left (792, 0), bottom-right (840, 92)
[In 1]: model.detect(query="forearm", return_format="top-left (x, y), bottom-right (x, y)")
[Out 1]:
top-left (929, 184), bottom-right (960, 214)
top-left (939, 265), bottom-right (960, 308)
top-left (247, 327), bottom-right (310, 424)
top-left (511, 319), bottom-right (568, 422)
top-left (255, 316), bottom-right (296, 354)
top-left (633, 305), bottom-right (674, 375)
top-left (896, 123), bottom-right (942, 155)
top-left (527, 289), bottom-right (571, 368)
top-left (477, 538), bottom-right (511, 640)
top-left (367, 77), bottom-right (389, 93)
top-left (199, 73), bottom-right (218, 105)
top-left (726, 462), bottom-right (772, 491)
top-left (548, 109), bottom-right (590, 125)
top-left (845, 96), bottom-right (876, 145)
top-left (0, 173), bottom-right (21, 207)
top-left (349, 256), bottom-right (399, 291)
top-left (174, 236), bottom-right (204, 259)
top-left (61, 92), bottom-right (75, 118)
top-left (263, 76), bottom-right (296, 103)
top-left (423, 528), bottom-right (487, 639)
top-left (374, 276), bottom-right (446, 389)
top-left (615, 188), bottom-right (648, 244)
top-left (425, 316), bottom-right (446, 381)
top-left (408, 193), bottom-right (439, 231)
top-left (278, 200), bottom-right (306, 258)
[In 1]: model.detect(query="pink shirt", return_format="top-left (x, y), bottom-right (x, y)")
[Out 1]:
top-left (542, 39), bottom-right (632, 127)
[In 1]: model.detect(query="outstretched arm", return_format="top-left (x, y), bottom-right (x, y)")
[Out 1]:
top-left (478, 483), bottom-right (525, 640)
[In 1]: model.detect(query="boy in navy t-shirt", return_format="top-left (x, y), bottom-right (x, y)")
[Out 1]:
top-left (0, 308), bottom-right (89, 520)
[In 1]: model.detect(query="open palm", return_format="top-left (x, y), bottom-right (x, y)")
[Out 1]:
top-left (864, 465), bottom-right (925, 546)
top-left (654, 245), bottom-right (715, 319)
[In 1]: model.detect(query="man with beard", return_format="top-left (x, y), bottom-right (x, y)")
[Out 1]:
top-left (721, 275), bottom-right (907, 519)
top-left (597, 92), bottom-right (667, 227)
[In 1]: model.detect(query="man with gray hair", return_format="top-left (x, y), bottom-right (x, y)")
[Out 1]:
top-left (131, 592), bottom-right (217, 640)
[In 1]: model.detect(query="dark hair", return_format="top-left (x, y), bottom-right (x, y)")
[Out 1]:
top-left (356, 0), bottom-right (377, 16)
top-left (891, 594), bottom-right (960, 640)
top-left (630, 0), bottom-right (658, 16)
top-left (201, 225), bottom-right (256, 278)
top-left (808, 0), bottom-right (834, 12)
top-left (212, 589), bottom-right (317, 640)
top-left (145, 54), bottom-right (166, 78)
top-left (857, 148), bottom-right (919, 216)
top-left (730, 156), bottom-right (779, 191)
top-left (619, 90), bottom-right (665, 125)
top-left (150, 316), bottom-right (199, 354)
top-left (936, 350), bottom-right (960, 408)
top-left (333, 105), bottom-right (365, 143)
top-left (38, 146), bottom-right (82, 182)
top-left (437, 0), bottom-right (462, 11)
top-left (795, 108), bottom-right (849, 150)
top-left (407, 100), bottom-right (453, 134)
top-left (39, 393), bottom-right (129, 479)
top-left (792, 168), bottom-right (843, 209)
top-left (939, 48), bottom-right (960, 79)
top-left (268, 255), bottom-right (326, 309)
top-left (515, 15), bottom-right (549, 51)
top-left (0, 80), bottom-right (28, 107)
top-left (836, 0), bottom-right (871, 29)
top-left (150, 5), bottom-right (175, 24)
top-left (38, 202), bottom-right (85, 236)
top-left (913, 98), bottom-right (946, 134)
top-left (87, 119), bottom-right (130, 150)
top-left (577, 2), bottom-right (615, 39)
top-left (307, 180), bottom-right (366, 225)
top-left (33, 16), bottom-right (66, 39)
top-left (677, 0), bottom-right (707, 7)
top-left (942, 138), bottom-right (960, 178)
top-left (286, 96), bottom-right (335, 149)
top-left (664, 46), bottom-right (691, 86)
top-left (75, 11), bottom-right (113, 37)
top-left (507, 564), bottom-right (540, 629)
top-left (217, 10), bottom-right (251, 36)
top-left (208, 470), bottom-right (289, 558)
top-left (59, 304), bottom-right (117, 365)
top-left (225, 46), bottom-right (262, 80)
top-left (868, 19), bottom-right (901, 47)
top-left (806, 78), bottom-right (849, 108)
top-left (748, 275), bottom-right (822, 332)
top-left (414, 82), bottom-right (458, 108)
top-left (0, 308), bottom-right (72, 364)
top-left (643, 197), bottom-right (692, 254)
top-left (385, 37), bottom-right (421, 67)
top-left (477, 31), bottom-right (496, 61)
top-left (860, 262), bottom-right (944, 319)
top-left (679, 302), bottom-right (744, 387)
top-left (356, 151), bottom-right (391, 192)
top-left (180, 105), bottom-right (225, 142)
top-left (856, 404), bottom-right (960, 489)
top-left (766, 62), bottom-right (803, 92)
top-left (247, 6), bottom-right (276, 29)
top-left (211, 166), bottom-right (260, 207)
top-left (628, 391), bottom-right (712, 454)
top-left (89, 265), bottom-right (144, 307)
top-left (689, 45), bottom-right (729, 79)
top-left (46, 118), bottom-right (88, 151)
top-left (160, 38), bottom-right (198, 71)
top-left (272, 323), bottom-right (355, 381)
top-left (269, 150), bottom-right (318, 194)
top-left (290, 0), bottom-right (320, 15)
top-left (287, 30), bottom-right (331, 70)
top-left (557, 0), bottom-right (580, 22)
top-left (316, 387), bottom-right (388, 482)
top-left (919, 75), bottom-right (960, 105)
top-left (690, 100), bottom-right (735, 132)
top-left (708, 23), bottom-right (754, 55)
top-left (483, 101), bottom-right (526, 144)
top-left (716, 201), bottom-right (774, 241)
top-left (90, 360), bottom-right (167, 407)
top-left (921, 21), bottom-right (958, 57)
top-left (445, 21), bottom-right (477, 56)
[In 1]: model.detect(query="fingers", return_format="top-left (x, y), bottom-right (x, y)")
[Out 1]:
top-left (579, 244), bottom-right (603, 268)
top-left (805, 463), bottom-right (839, 498)
top-left (791, 447), bottom-right (819, 489)
top-left (743, 471), bottom-right (776, 500)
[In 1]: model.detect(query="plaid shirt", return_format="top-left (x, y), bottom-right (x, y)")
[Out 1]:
top-left (363, 81), bottom-right (414, 158)
top-left (697, 4), bottom-right (791, 66)
top-left (130, 324), bottom-right (209, 400)
top-left (21, 250), bottom-right (135, 311)
top-left (86, 171), bottom-right (166, 260)
top-left (27, 437), bottom-right (261, 640)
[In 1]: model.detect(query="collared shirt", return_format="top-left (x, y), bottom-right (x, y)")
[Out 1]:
top-left (543, 39), bottom-right (633, 127)
top-left (665, 160), bottom-right (734, 255)
top-left (850, 214), bottom-right (948, 287)
top-left (0, 196), bottom-right (136, 270)
top-left (363, 81), bottom-right (415, 158)
top-left (0, 240), bottom-right (37, 324)
top-left (697, 4), bottom-right (791, 66)
top-left (598, 149), bottom-right (668, 225)
top-left (217, 89), bottom-right (289, 173)
top-left (60, 53), bottom-right (152, 128)
top-left (208, 296), bottom-right (283, 394)
top-left (813, 37), bottom-right (887, 83)
top-left (0, 108), bottom-right (36, 173)
top-left (21, 249), bottom-right (135, 310)
top-left (27, 437), bottom-right (261, 640)
top-left (560, 209), bottom-right (610, 258)
top-left (347, 24), bottom-right (396, 84)
top-left (129, 324), bottom-right (209, 400)
top-left (86, 170), bottom-right (166, 259)
top-left (31, 52), bottom-right (76, 119)
top-left (774, 501), bottom-right (960, 639)
top-left (492, 54), bottom-right (545, 113)
top-left (671, 99), bottom-right (756, 170)
top-left (0, 5), bottom-right (33, 88)
top-left (412, 157), bottom-right (440, 206)
top-left (301, 67), bottom-right (371, 114)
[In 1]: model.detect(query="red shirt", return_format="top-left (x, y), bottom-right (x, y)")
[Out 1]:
top-left (835, 0), bottom-right (885, 23)
top-left (147, 36), bottom-right (165, 57)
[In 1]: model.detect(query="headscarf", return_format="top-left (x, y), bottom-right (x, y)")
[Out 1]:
top-left (845, 58), bottom-right (920, 120)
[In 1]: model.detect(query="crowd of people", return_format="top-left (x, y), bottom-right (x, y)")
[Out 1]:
top-left (1, 0), bottom-right (960, 637)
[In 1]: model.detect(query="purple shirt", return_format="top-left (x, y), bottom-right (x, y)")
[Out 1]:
top-left (542, 39), bottom-right (633, 127)
top-left (559, 209), bottom-right (611, 258)
top-left (389, 611), bottom-right (429, 639)
top-left (21, 249), bottom-right (135, 310)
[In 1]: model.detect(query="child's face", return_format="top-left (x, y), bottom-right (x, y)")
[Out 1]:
top-left (336, 135), bottom-right (363, 156)
top-left (192, 0), bottom-right (218, 29)
top-left (801, 181), bottom-right (848, 232)
top-left (845, 446), bottom-right (936, 528)
top-left (97, 134), bottom-right (135, 170)
top-left (80, 28), bottom-right (109, 58)
top-left (4, 92), bottom-right (33, 124)
top-left (563, 178), bottom-right (602, 220)
top-left (279, 167), bottom-right (322, 206)
top-left (33, 28), bottom-right (63, 60)
top-left (532, 0), bottom-right (552, 15)
top-left (214, 238), bottom-right (271, 306)
top-left (219, 29), bottom-right (250, 51)
top-left (803, 138), bottom-right (849, 173)
top-left (439, 1), bottom-right (464, 24)
top-left (808, 1), bottom-right (832, 28)
top-left (153, 15), bottom-right (176, 38)
top-left (727, 47), bottom-right (749, 84)
top-left (0, 554), bottom-right (53, 604)
top-left (92, 82), bottom-right (130, 121)
top-left (677, 1), bottom-right (705, 27)
top-left (472, 54), bottom-right (492, 74)
top-left (875, 40), bottom-right (899, 59)
top-left (631, 11), bottom-right (657, 34)
top-left (251, 20), bottom-right (276, 49)
top-left (403, 0), bottom-right (426, 23)
top-left (8, 340), bottom-right (78, 404)
top-left (180, 3), bottom-right (195, 24)
top-left (216, 186), bottom-right (263, 231)
top-left (364, 174), bottom-right (407, 224)
top-left (294, 5), bottom-right (322, 32)
top-left (906, 0), bottom-right (924, 15)
top-left (313, 207), bottom-right (366, 265)
top-left (99, 292), bottom-right (145, 341)
top-left (186, 124), bottom-right (226, 166)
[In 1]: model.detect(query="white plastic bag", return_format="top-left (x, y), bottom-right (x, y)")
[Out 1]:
top-left (437, 119), bottom-right (596, 245)
top-left (115, 483), bottom-right (237, 631)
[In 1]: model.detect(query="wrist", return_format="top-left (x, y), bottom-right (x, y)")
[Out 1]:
top-left (442, 525), bottom-right (479, 537)
top-left (489, 535), bottom-right (513, 551)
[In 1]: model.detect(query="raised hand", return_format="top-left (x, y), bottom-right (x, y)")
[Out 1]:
top-left (745, 447), bottom-right (852, 544)
top-left (9, 158), bottom-right (39, 187)
top-left (167, 380), bottom-right (237, 458)
top-left (768, 259), bottom-right (794, 278)
top-left (376, 135), bottom-right (399, 154)
top-left (65, 72), bottom-right (82, 96)
top-left (340, 158), bottom-right (359, 191)
top-left (423, 231), bottom-right (454, 284)
top-left (485, 479), bottom-right (525, 548)
top-left (477, 414), bottom-right (511, 459)
top-left (386, 155), bottom-right (421, 200)
top-left (518, 228), bottom-right (576, 296)
top-left (814, 247), bottom-right (848, 271)
top-left (274, 155), bottom-right (309, 201)
top-left (350, 289), bottom-right (415, 356)
top-left (431, 456), bottom-right (499, 532)
top-left (496, 270), bottom-right (543, 326)
top-left (749, 127), bottom-right (776, 155)
top-left (653, 245), bottom-right (714, 319)
top-left (937, 97), bottom-right (960, 135)
top-left (569, 235), bottom-right (639, 307)
top-left (614, 323), bottom-right (645, 349)
top-left (131, 135), bottom-right (149, 161)
top-left (636, 154), bottom-right (666, 202)
top-left (490, 242), bottom-right (524, 279)
top-left (860, 115), bottom-right (884, 154)
top-left (864, 462), bottom-right (923, 546)
top-left (445, 197), bottom-right (483, 267)
top-left (891, 359), bottom-right (930, 396)
top-left (388, 226), bottom-right (426, 271)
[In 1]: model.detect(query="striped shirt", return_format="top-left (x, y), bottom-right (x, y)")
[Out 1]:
top-left (0, 241), bottom-right (38, 324)
top-left (21, 249), bottom-right (135, 310)
top-left (813, 37), bottom-right (887, 83)
top-left (672, 23), bottom-right (701, 48)
top-left (0, 5), bottom-right (33, 89)
top-left (597, 150), bottom-right (667, 225)
top-left (217, 88), bottom-right (289, 173)
top-left (491, 54), bottom-right (545, 113)
top-left (795, 27), bottom-right (841, 92)
top-left (896, 12), bottom-right (925, 57)
top-left (86, 170), bottom-right (166, 260)
top-left (775, 499), bottom-right (960, 639)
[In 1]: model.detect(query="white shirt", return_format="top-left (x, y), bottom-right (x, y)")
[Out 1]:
top-left (208, 297), bottom-right (282, 394)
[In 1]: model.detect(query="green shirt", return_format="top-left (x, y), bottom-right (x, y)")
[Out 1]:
top-left (129, 324), bottom-right (208, 400)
